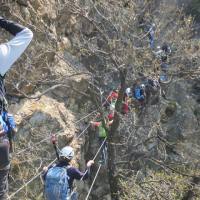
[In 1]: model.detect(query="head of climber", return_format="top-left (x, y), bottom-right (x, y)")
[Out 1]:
top-left (108, 111), bottom-right (114, 121)
top-left (161, 43), bottom-right (168, 51)
top-left (140, 84), bottom-right (145, 90)
top-left (59, 146), bottom-right (74, 163)
top-left (125, 87), bottom-right (131, 97)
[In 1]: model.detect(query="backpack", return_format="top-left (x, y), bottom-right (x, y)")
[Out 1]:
top-left (2, 112), bottom-right (16, 133)
top-left (98, 124), bottom-right (107, 138)
top-left (0, 115), bottom-right (8, 134)
top-left (134, 88), bottom-right (142, 100)
top-left (45, 166), bottom-right (69, 200)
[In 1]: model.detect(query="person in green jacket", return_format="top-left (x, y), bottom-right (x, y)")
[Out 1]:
top-left (90, 117), bottom-right (113, 164)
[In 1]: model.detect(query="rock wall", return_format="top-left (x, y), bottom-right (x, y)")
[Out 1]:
top-left (1, 1), bottom-right (93, 199)
top-left (1, 0), bottom-right (200, 199)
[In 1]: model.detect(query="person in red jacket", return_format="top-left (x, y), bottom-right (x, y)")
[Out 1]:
top-left (103, 89), bottom-right (119, 109)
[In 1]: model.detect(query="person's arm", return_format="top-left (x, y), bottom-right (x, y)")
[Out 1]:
top-left (41, 165), bottom-right (54, 182)
top-left (90, 121), bottom-right (101, 127)
top-left (71, 160), bottom-right (94, 180)
top-left (0, 17), bottom-right (33, 76)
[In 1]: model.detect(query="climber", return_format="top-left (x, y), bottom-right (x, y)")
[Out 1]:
top-left (147, 23), bottom-right (156, 49)
top-left (0, 17), bottom-right (33, 111)
top-left (159, 72), bottom-right (169, 83)
top-left (122, 96), bottom-right (129, 115)
top-left (90, 117), bottom-right (112, 164)
top-left (0, 139), bottom-right (10, 200)
top-left (107, 110), bottom-right (115, 121)
top-left (103, 88), bottom-right (118, 109)
top-left (133, 84), bottom-right (146, 105)
top-left (154, 43), bottom-right (171, 62)
top-left (122, 88), bottom-right (131, 115)
top-left (153, 46), bottom-right (167, 62)
top-left (43, 146), bottom-right (94, 200)
top-left (161, 43), bottom-right (171, 55)
top-left (146, 78), bottom-right (160, 92)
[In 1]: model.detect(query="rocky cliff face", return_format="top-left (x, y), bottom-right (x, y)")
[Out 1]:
top-left (1, 1), bottom-right (93, 199)
top-left (1, 0), bottom-right (200, 199)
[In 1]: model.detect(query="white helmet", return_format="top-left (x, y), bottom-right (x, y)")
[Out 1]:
top-left (140, 84), bottom-right (145, 89)
top-left (126, 88), bottom-right (131, 95)
top-left (59, 146), bottom-right (74, 160)
top-left (110, 103), bottom-right (115, 111)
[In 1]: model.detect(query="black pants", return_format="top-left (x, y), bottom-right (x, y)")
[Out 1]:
top-left (0, 166), bottom-right (9, 200)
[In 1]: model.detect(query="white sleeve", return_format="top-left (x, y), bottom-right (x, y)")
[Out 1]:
top-left (0, 28), bottom-right (33, 76)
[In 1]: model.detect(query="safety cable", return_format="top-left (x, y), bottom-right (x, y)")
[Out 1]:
top-left (14, 109), bottom-right (97, 156)
top-left (8, 138), bottom-right (107, 199)
top-left (13, 79), bottom-right (112, 156)
top-left (68, 137), bottom-right (107, 199)
top-left (76, 124), bottom-right (91, 139)
top-left (85, 164), bottom-right (102, 200)
top-left (14, 130), bottom-right (63, 156)
top-left (74, 110), bottom-right (97, 124)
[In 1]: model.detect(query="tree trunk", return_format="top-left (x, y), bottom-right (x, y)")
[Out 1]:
top-left (107, 69), bottom-right (127, 200)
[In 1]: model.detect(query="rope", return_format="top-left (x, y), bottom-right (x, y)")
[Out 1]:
top-left (85, 164), bottom-right (102, 200)
top-left (78, 137), bottom-right (106, 181)
top-left (9, 137), bottom-right (107, 199)
top-left (69, 137), bottom-right (106, 199)
top-left (14, 109), bottom-right (98, 156)
top-left (8, 158), bottom-right (57, 199)
top-left (76, 124), bottom-right (91, 139)
top-left (74, 110), bottom-right (97, 124)
top-left (14, 130), bottom-right (64, 156)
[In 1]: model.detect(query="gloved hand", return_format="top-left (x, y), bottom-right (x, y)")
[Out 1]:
top-left (51, 134), bottom-right (57, 145)
top-left (86, 160), bottom-right (94, 168)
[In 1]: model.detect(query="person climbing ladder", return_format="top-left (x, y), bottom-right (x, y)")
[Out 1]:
top-left (90, 117), bottom-right (113, 165)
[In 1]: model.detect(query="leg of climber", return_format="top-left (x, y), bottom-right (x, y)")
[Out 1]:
top-left (149, 34), bottom-right (154, 49)
top-left (0, 143), bottom-right (10, 200)
top-left (148, 23), bottom-right (155, 49)
top-left (98, 137), bottom-right (107, 165)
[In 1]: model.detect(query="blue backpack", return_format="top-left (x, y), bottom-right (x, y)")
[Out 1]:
top-left (2, 112), bottom-right (16, 133)
top-left (134, 88), bottom-right (142, 100)
top-left (45, 166), bottom-right (69, 200)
